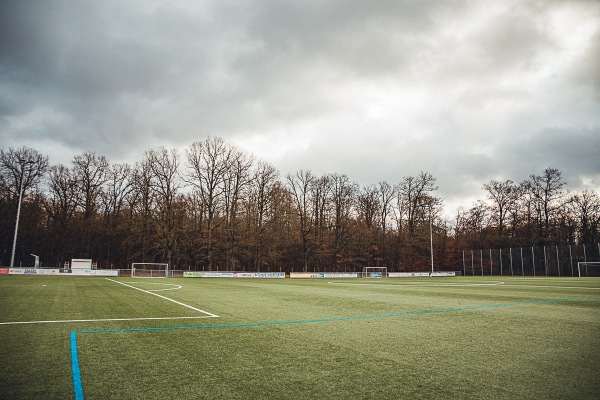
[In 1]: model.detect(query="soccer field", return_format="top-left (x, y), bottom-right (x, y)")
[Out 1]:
top-left (0, 276), bottom-right (598, 399)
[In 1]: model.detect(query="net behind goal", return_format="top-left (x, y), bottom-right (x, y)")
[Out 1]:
top-left (131, 263), bottom-right (169, 278)
top-left (577, 262), bottom-right (600, 277)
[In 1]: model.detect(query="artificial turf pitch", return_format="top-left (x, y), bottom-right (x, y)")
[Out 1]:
top-left (0, 276), bottom-right (598, 399)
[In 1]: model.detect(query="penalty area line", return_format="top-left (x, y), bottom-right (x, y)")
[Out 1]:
top-left (105, 278), bottom-right (219, 318)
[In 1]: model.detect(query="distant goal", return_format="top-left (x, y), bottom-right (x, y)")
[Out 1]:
top-left (131, 263), bottom-right (169, 278)
top-left (577, 262), bottom-right (600, 277)
top-left (361, 267), bottom-right (388, 278)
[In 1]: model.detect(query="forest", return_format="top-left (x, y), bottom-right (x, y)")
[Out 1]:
top-left (1, 137), bottom-right (599, 273)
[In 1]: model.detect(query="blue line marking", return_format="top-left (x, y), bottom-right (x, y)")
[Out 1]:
top-left (70, 332), bottom-right (84, 400)
top-left (74, 297), bottom-right (598, 335)
top-left (69, 297), bottom-right (598, 398)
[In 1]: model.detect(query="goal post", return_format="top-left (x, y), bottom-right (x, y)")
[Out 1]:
top-left (577, 262), bottom-right (600, 277)
top-left (361, 267), bottom-right (388, 278)
top-left (131, 263), bottom-right (169, 278)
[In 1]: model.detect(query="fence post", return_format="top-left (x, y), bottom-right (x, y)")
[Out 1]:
top-left (480, 249), bottom-right (484, 276)
top-left (569, 245), bottom-right (573, 277)
top-left (500, 248), bottom-right (503, 276)
top-left (532, 247), bottom-right (536, 276)
top-left (583, 244), bottom-right (588, 277)
top-left (544, 246), bottom-right (548, 276)
top-left (490, 249), bottom-right (493, 276)
top-left (509, 247), bottom-right (513, 276)
top-left (520, 247), bottom-right (524, 276)
top-left (556, 245), bottom-right (560, 277)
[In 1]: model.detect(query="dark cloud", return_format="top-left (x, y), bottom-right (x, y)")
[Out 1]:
top-left (0, 0), bottom-right (598, 213)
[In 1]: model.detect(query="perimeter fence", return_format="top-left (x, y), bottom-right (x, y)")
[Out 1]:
top-left (463, 243), bottom-right (600, 277)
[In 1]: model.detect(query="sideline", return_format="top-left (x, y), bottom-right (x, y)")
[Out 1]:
top-left (327, 280), bottom-right (506, 287)
top-left (501, 283), bottom-right (600, 290)
top-left (0, 315), bottom-right (217, 326)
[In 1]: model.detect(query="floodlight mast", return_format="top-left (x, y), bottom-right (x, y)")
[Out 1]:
top-left (429, 205), bottom-right (433, 275)
top-left (10, 159), bottom-right (33, 268)
top-left (418, 201), bottom-right (434, 276)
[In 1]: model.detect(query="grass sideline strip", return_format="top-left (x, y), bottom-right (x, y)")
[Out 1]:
top-left (69, 296), bottom-right (599, 399)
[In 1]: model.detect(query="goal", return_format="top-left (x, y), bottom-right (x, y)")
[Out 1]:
top-left (577, 262), bottom-right (600, 277)
top-left (361, 267), bottom-right (388, 278)
top-left (131, 263), bottom-right (169, 278)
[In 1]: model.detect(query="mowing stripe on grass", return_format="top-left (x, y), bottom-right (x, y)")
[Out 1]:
top-left (74, 297), bottom-right (599, 335)
top-left (105, 278), bottom-right (219, 317)
top-left (69, 296), bottom-right (599, 400)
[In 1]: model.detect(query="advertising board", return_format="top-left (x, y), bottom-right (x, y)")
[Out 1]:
top-left (290, 272), bottom-right (359, 279)
top-left (431, 272), bottom-right (456, 277)
top-left (6, 268), bottom-right (118, 277)
top-left (184, 271), bottom-right (203, 278)
top-left (195, 272), bottom-right (285, 278)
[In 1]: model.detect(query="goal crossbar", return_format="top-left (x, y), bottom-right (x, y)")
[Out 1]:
top-left (577, 262), bottom-right (600, 278)
top-left (361, 267), bottom-right (388, 278)
top-left (131, 263), bottom-right (169, 278)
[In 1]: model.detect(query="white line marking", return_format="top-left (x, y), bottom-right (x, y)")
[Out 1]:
top-left (105, 278), bottom-right (219, 317)
top-left (501, 284), bottom-right (600, 290)
top-left (328, 281), bottom-right (505, 287)
top-left (0, 316), bottom-right (217, 326)
top-left (122, 282), bottom-right (182, 292)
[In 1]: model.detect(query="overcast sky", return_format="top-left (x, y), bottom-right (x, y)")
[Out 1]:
top-left (1, 0), bottom-right (599, 214)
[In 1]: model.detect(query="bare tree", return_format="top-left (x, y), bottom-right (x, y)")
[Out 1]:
top-left (45, 164), bottom-right (77, 262)
top-left (464, 200), bottom-right (491, 248)
top-left (251, 161), bottom-right (280, 271)
top-left (567, 190), bottom-right (600, 245)
top-left (129, 159), bottom-right (158, 263)
top-left (525, 167), bottom-right (566, 242)
top-left (377, 181), bottom-right (396, 235)
top-left (0, 147), bottom-right (49, 266)
top-left (100, 163), bottom-right (135, 267)
top-left (311, 174), bottom-right (331, 269)
top-left (223, 146), bottom-right (254, 269)
top-left (397, 172), bottom-right (438, 235)
top-left (0, 147), bottom-right (49, 200)
top-left (483, 179), bottom-right (517, 240)
top-left (144, 147), bottom-right (182, 268)
top-left (71, 151), bottom-right (108, 221)
top-left (329, 173), bottom-right (358, 269)
top-left (185, 137), bottom-right (232, 269)
top-left (287, 170), bottom-right (315, 272)
top-left (357, 185), bottom-right (379, 231)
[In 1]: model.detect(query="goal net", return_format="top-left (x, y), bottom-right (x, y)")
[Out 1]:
top-left (577, 262), bottom-right (600, 277)
top-left (361, 267), bottom-right (388, 278)
top-left (131, 263), bottom-right (169, 278)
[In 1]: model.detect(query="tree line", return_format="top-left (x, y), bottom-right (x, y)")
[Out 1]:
top-left (1, 138), bottom-right (598, 272)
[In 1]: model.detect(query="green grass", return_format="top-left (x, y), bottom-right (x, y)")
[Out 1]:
top-left (1, 276), bottom-right (599, 399)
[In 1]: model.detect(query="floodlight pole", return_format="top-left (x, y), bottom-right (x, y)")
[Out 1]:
top-left (428, 205), bottom-right (433, 275)
top-left (10, 160), bottom-right (30, 268)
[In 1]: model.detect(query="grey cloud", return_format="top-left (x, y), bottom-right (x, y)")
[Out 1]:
top-left (0, 0), bottom-right (598, 215)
